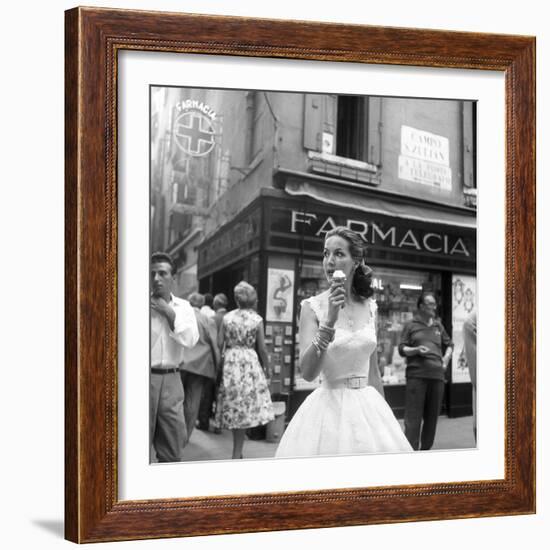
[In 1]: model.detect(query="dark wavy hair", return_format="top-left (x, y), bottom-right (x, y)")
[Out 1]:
top-left (325, 226), bottom-right (374, 300)
top-left (151, 251), bottom-right (175, 275)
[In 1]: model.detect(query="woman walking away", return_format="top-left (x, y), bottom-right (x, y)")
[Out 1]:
top-left (215, 281), bottom-right (274, 459)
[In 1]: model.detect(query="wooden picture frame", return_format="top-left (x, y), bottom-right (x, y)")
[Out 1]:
top-left (65, 6), bottom-right (535, 543)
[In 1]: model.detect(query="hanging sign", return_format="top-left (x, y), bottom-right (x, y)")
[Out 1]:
top-left (173, 100), bottom-right (217, 157)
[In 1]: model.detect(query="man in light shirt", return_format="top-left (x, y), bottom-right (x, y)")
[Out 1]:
top-left (150, 252), bottom-right (199, 462)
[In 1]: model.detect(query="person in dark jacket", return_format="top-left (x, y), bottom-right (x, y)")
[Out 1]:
top-left (180, 293), bottom-right (220, 446)
top-left (398, 292), bottom-right (453, 450)
top-left (197, 293), bottom-right (228, 431)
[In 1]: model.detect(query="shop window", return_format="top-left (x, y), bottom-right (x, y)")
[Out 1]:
top-left (373, 267), bottom-right (441, 386)
top-left (293, 259), bottom-right (330, 390)
top-left (451, 274), bottom-right (476, 384)
top-left (293, 262), bottom-right (443, 389)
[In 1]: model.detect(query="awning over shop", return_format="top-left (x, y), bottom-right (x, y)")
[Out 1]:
top-left (283, 178), bottom-right (476, 230)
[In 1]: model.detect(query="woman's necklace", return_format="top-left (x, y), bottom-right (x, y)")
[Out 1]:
top-left (340, 301), bottom-right (356, 330)
top-left (340, 299), bottom-right (371, 331)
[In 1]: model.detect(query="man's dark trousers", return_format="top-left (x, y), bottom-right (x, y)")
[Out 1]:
top-left (404, 377), bottom-right (445, 450)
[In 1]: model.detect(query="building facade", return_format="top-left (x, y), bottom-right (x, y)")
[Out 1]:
top-left (151, 86), bottom-right (477, 421)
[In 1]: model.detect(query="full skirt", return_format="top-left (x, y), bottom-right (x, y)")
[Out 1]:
top-left (275, 386), bottom-right (412, 457)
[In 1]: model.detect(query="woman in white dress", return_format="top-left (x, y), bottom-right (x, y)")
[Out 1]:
top-left (275, 227), bottom-right (412, 458)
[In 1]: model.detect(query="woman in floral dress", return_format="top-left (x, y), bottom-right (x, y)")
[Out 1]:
top-left (215, 281), bottom-right (274, 459)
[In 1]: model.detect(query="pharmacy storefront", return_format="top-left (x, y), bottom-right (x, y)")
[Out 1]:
top-left (198, 187), bottom-right (476, 421)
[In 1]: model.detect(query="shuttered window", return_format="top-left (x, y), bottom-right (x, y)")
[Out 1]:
top-left (336, 96), bottom-right (381, 165)
top-left (336, 96), bottom-right (368, 161)
top-left (304, 94), bottom-right (381, 167)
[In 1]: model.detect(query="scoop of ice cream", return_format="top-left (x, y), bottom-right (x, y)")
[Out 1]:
top-left (332, 269), bottom-right (346, 283)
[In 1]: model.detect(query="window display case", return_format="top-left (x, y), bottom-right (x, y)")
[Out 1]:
top-left (373, 267), bottom-right (441, 386)
top-left (293, 259), bottom-right (329, 390)
top-left (293, 262), bottom-right (442, 389)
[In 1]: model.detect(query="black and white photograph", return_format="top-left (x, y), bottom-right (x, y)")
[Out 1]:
top-left (149, 86), bottom-right (477, 463)
top-left (4, 0), bottom-right (545, 547)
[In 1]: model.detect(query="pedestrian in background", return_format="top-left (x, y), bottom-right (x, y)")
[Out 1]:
top-left (197, 293), bottom-right (229, 431)
top-left (150, 252), bottom-right (199, 462)
top-left (200, 292), bottom-right (216, 320)
top-left (180, 293), bottom-right (220, 446)
top-left (212, 293), bottom-right (229, 331)
top-left (215, 282), bottom-right (274, 459)
top-left (399, 292), bottom-right (453, 451)
top-left (463, 311), bottom-right (477, 440)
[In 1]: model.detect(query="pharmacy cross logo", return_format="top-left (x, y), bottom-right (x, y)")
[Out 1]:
top-left (174, 110), bottom-right (216, 157)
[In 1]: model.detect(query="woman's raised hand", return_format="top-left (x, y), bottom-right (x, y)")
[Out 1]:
top-left (326, 280), bottom-right (346, 325)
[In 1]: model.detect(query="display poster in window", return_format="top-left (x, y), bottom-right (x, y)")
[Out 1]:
top-left (451, 274), bottom-right (476, 383)
top-left (266, 268), bottom-right (295, 323)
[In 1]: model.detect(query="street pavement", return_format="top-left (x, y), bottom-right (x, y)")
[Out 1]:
top-left (180, 415), bottom-right (476, 462)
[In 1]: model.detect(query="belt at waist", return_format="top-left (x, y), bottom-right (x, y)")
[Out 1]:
top-left (151, 367), bottom-right (180, 374)
top-left (322, 375), bottom-right (369, 390)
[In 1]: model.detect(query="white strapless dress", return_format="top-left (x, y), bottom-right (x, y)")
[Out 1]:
top-left (275, 293), bottom-right (412, 458)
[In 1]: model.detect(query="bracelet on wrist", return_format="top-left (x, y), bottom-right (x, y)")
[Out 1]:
top-left (319, 323), bottom-right (335, 334)
top-left (311, 326), bottom-right (335, 357)
top-left (311, 339), bottom-right (322, 357)
top-left (318, 325), bottom-right (335, 343)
